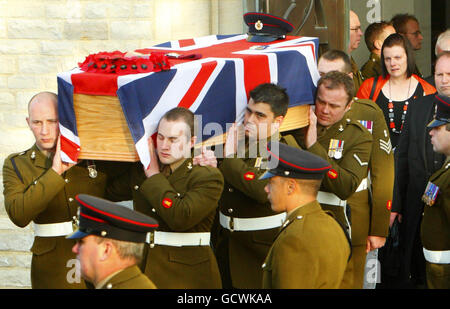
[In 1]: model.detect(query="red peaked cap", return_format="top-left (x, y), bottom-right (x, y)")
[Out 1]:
top-left (67, 194), bottom-right (158, 243)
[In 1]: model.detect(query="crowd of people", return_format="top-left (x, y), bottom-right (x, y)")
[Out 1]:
top-left (1, 11), bottom-right (449, 289)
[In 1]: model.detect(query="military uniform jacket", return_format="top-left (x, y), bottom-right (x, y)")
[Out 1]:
top-left (262, 200), bottom-right (350, 288)
top-left (106, 158), bottom-right (224, 289)
top-left (346, 98), bottom-right (393, 242)
top-left (351, 56), bottom-right (364, 92)
top-left (2, 145), bottom-right (110, 289)
top-left (99, 265), bottom-right (157, 289)
top-left (287, 117), bottom-right (373, 234)
top-left (361, 52), bottom-right (382, 80)
top-left (215, 138), bottom-right (286, 288)
top-left (420, 160), bottom-right (450, 251)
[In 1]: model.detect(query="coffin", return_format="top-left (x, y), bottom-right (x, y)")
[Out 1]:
top-left (58, 34), bottom-right (319, 165)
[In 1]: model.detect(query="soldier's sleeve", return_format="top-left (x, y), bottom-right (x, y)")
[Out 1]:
top-left (139, 166), bottom-right (224, 231)
top-left (219, 158), bottom-right (269, 204)
top-left (103, 162), bottom-right (134, 202)
top-left (307, 127), bottom-right (373, 200)
top-left (368, 108), bottom-right (394, 237)
top-left (2, 156), bottom-right (65, 227)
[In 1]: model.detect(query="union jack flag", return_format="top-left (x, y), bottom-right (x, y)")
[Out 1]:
top-left (57, 34), bottom-right (320, 169)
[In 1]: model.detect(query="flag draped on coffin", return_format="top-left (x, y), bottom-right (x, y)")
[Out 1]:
top-left (57, 34), bottom-right (320, 169)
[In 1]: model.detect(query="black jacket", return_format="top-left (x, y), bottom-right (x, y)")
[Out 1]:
top-left (394, 93), bottom-right (445, 274)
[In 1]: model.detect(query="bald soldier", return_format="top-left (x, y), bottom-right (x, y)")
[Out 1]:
top-left (68, 194), bottom-right (159, 289)
top-left (261, 142), bottom-right (351, 288)
top-left (2, 92), bottom-right (117, 288)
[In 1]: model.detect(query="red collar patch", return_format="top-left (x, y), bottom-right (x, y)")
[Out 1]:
top-left (162, 198), bottom-right (173, 209)
top-left (244, 172), bottom-right (256, 181)
top-left (327, 169), bottom-right (338, 179)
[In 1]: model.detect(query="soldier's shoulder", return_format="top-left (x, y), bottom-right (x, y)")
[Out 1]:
top-left (5, 147), bottom-right (33, 162)
top-left (192, 164), bottom-right (224, 180)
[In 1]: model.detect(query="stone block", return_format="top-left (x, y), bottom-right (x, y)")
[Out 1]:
top-left (110, 21), bottom-right (152, 40)
top-left (84, 3), bottom-right (108, 19)
top-left (0, 39), bottom-right (40, 55)
top-left (0, 231), bottom-right (33, 251)
top-left (7, 75), bottom-right (39, 89)
top-left (0, 56), bottom-right (15, 74)
top-left (41, 41), bottom-right (75, 56)
top-left (64, 21), bottom-right (108, 40)
top-left (7, 20), bottom-right (62, 40)
top-left (18, 56), bottom-right (57, 74)
top-left (0, 268), bottom-right (31, 287)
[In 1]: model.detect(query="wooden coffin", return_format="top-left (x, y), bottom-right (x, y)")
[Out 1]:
top-left (73, 93), bottom-right (309, 161)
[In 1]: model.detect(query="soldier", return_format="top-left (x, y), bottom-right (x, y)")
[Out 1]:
top-left (421, 94), bottom-right (450, 289)
top-left (361, 22), bottom-right (396, 80)
top-left (213, 83), bottom-right (289, 288)
top-left (349, 10), bottom-right (364, 92)
top-left (2, 92), bottom-right (116, 289)
top-left (68, 194), bottom-right (159, 289)
top-left (283, 71), bottom-right (373, 288)
top-left (106, 107), bottom-right (224, 289)
top-left (261, 142), bottom-right (351, 288)
top-left (316, 50), bottom-right (393, 288)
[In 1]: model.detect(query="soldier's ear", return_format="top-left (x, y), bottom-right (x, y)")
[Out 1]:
top-left (373, 39), bottom-right (383, 51)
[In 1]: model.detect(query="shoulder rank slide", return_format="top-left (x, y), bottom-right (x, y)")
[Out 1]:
top-left (422, 181), bottom-right (439, 206)
top-left (328, 139), bottom-right (344, 159)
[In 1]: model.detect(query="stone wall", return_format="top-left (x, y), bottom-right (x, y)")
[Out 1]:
top-left (0, 0), bottom-right (243, 289)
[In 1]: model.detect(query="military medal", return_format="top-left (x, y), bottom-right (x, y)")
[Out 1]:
top-left (87, 161), bottom-right (97, 179)
top-left (422, 181), bottom-right (439, 206)
top-left (328, 139), bottom-right (344, 159)
top-left (358, 120), bottom-right (373, 134)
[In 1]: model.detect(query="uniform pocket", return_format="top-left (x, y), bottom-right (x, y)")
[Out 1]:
top-left (30, 237), bottom-right (56, 256)
top-left (168, 247), bottom-right (209, 266)
top-left (251, 229), bottom-right (277, 246)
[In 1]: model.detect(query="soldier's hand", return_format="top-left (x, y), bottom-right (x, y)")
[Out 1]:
top-left (144, 137), bottom-right (160, 178)
top-left (366, 236), bottom-right (386, 253)
top-left (389, 212), bottom-right (402, 227)
top-left (51, 135), bottom-right (75, 175)
top-left (305, 106), bottom-right (318, 149)
top-left (193, 146), bottom-right (217, 167)
top-left (224, 123), bottom-right (239, 157)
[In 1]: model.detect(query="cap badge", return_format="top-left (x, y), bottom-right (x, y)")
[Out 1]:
top-left (327, 169), bottom-right (338, 179)
top-left (244, 172), bottom-right (255, 181)
top-left (87, 164), bottom-right (97, 178)
top-left (31, 151), bottom-right (36, 159)
top-left (284, 171), bottom-right (290, 176)
top-left (328, 139), bottom-right (344, 160)
top-left (255, 20), bottom-right (263, 31)
top-left (101, 231), bottom-right (107, 237)
top-left (162, 197), bottom-right (173, 209)
top-left (422, 181), bottom-right (440, 206)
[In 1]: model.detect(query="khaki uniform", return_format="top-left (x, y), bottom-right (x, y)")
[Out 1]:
top-left (106, 158), bottom-right (224, 289)
top-left (214, 138), bottom-right (286, 288)
top-left (262, 200), bottom-right (350, 288)
top-left (351, 56), bottom-right (364, 92)
top-left (2, 145), bottom-right (112, 289)
top-left (420, 159), bottom-right (450, 289)
top-left (285, 116), bottom-right (372, 288)
top-left (345, 98), bottom-right (394, 288)
top-left (99, 265), bottom-right (157, 289)
top-left (361, 52), bottom-right (382, 80)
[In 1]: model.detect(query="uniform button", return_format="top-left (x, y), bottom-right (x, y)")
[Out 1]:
top-left (151, 208), bottom-right (156, 213)
top-left (134, 185), bottom-right (139, 190)
top-left (106, 283), bottom-right (112, 289)
top-left (228, 208), bottom-right (233, 214)
top-left (33, 180), bottom-right (38, 185)
top-left (228, 188), bottom-right (234, 192)
top-left (262, 263), bottom-right (266, 268)
top-left (69, 197), bottom-right (74, 202)
top-left (150, 243), bottom-right (155, 248)
top-left (65, 179), bottom-right (69, 183)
